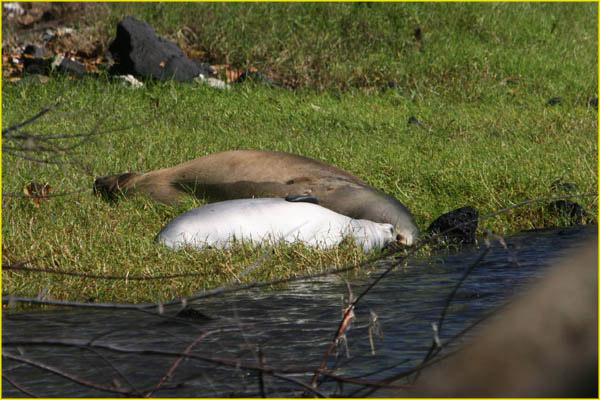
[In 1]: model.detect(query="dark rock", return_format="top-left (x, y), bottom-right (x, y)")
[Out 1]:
top-left (23, 55), bottom-right (52, 75)
top-left (408, 116), bottom-right (423, 127)
top-left (55, 56), bottom-right (87, 77)
top-left (547, 200), bottom-right (588, 224)
top-left (236, 70), bottom-right (262, 83)
top-left (175, 306), bottom-right (212, 321)
top-left (427, 206), bottom-right (479, 245)
top-left (382, 80), bottom-right (401, 93)
top-left (23, 44), bottom-right (52, 74)
top-left (23, 44), bottom-right (48, 58)
top-left (40, 9), bottom-right (56, 23)
top-left (108, 16), bottom-right (201, 82)
top-left (551, 180), bottom-right (579, 193)
top-left (23, 45), bottom-right (86, 77)
top-left (191, 59), bottom-right (216, 78)
top-left (547, 97), bottom-right (562, 106)
top-left (588, 97), bottom-right (598, 109)
top-left (414, 27), bottom-right (422, 42)
top-left (236, 70), bottom-right (291, 89)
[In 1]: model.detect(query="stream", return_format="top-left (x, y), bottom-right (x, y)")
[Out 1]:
top-left (2, 225), bottom-right (596, 397)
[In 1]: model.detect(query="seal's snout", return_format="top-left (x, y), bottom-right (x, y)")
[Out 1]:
top-left (397, 233), bottom-right (412, 246)
top-left (396, 227), bottom-right (420, 247)
top-left (93, 172), bottom-right (138, 201)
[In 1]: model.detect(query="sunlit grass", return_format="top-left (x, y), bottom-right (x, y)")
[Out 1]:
top-left (2, 2), bottom-right (597, 305)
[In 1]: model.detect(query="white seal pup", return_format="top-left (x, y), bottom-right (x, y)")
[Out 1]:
top-left (156, 197), bottom-right (398, 252)
top-left (94, 150), bottom-right (420, 246)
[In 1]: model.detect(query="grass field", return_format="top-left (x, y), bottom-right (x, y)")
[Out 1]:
top-left (2, 2), bottom-right (597, 305)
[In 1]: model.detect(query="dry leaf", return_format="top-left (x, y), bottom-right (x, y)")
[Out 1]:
top-left (212, 65), bottom-right (259, 83)
top-left (23, 182), bottom-right (52, 206)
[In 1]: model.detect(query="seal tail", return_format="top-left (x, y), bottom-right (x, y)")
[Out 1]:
top-left (93, 172), bottom-right (139, 201)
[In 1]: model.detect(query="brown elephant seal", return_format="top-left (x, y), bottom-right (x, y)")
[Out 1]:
top-left (94, 150), bottom-right (420, 245)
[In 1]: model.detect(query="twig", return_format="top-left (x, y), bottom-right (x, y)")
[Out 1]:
top-left (3, 337), bottom-right (314, 375)
top-left (2, 351), bottom-right (136, 396)
top-left (2, 100), bottom-right (159, 173)
top-left (355, 262), bottom-right (516, 397)
top-left (4, 336), bottom-right (411, 395)
top-left (351, 349), bottom-right (460, 397)
top-left (2, 188), bottom-right (90, 199)
top-left (480, 193), bottom-right (597, 222)
top-left (145, 327), bottom-right (242, 397)
top-left (311, 278), bottom-right (356, 387)
top-left (229, 245), bottom-right (275, 283)
top-left (81, 346), bottom-right (143, 396)
top-left (1, 101), bottom-right (60, 135)
top-left (368, 309), bottom-right (382, 355)
top-left (2, 373), bottom-right (40, 398)
top-left (258, 346), bottom-right (266, 398)
top-left (3, 262), bottom-right (215, 281)
top-left (2, 251), bottom-right (386, 310)
top-left (421, 239), bottom-right (492, 361)
top-left (270, 373), bottom-right (328, 398)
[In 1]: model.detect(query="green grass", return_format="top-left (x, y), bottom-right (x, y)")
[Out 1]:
top-left (2, 3), bottom-right (597, 305)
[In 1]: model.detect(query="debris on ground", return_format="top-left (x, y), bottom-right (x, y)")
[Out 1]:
top-left (114, 74), bottom-right (144, 88)
top-left (2, 5), bottom-right (292, 90)
top-left (23, 182), bottom-right (52, 207)
top-left (546, 200), bottom-right (590, 225)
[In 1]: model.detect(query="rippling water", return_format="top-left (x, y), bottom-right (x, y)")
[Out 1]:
top-left (2, 225), bottom-right (596, 397)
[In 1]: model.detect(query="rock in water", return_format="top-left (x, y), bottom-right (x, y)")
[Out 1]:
top-left (547, 200), bottom-right (589, 225)
top-left (427, 206), bottom-right (479, 245)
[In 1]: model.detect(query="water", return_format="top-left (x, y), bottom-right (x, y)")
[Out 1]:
top-left (3, 225), bottom-right (596, 398)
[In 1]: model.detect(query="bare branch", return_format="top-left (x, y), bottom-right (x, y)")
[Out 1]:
top-left (3, 261), bottom-right (217, 281)
top-left (2, 189), bottom-right (89, 199)
top-left (270, 373), bottom-right (328, 397)
top-left (145, 327), bottom-right (243, 397)
top-left (2, 351), bottom-right (136, 396)
top-left (1, 101), bottom-right (60, 135)
top-left (2, 373), bottom-right (40, 398)
top-left (79, 346), bottom-right (144, 396)
top-left (2, 251), bottom-right (386, 310)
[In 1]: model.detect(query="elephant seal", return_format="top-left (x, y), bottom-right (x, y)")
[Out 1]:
top-left (95, 150), bottom-right (420, 245)
top-left (156, 197), bottom-right (397, 251)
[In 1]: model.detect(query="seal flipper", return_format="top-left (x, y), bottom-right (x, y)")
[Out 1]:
top-left (94, 172), bottom-right (139, 201)
top-left (285, 195), bottom-right (320, 205)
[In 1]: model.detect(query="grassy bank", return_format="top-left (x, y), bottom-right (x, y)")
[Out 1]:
top-left (2, 3), bottom-right (597, 305)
